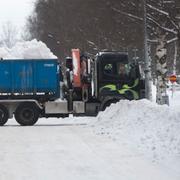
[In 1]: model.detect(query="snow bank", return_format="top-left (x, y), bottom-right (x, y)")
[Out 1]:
top-left (92, 99), bottom-right (180, 162)
top-left (0, 39), bottom-right (56, 59)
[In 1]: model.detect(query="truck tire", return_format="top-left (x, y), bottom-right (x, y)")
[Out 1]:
top-left (15, 103), bottom-right (39, 126)
top-left (0, 104), bottom-right (9, 126)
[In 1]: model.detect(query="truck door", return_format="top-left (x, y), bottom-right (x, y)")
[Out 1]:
top-left (98, 60), bottom-right (140, 100)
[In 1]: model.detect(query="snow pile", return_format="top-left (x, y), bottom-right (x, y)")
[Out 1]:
top-left (0, 39), bottom-right (56, 59)
top-left (92, 99), bottom-right (180, 162)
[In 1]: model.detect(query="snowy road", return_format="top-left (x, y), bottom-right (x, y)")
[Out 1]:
top-left (0, 117), bottom-right (179, 180)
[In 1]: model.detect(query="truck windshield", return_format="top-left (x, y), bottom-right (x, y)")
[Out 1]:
top-left (102, 62), bottom-right (135, 81)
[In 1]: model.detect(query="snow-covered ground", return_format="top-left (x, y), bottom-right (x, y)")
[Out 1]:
top-left (1, 116), bottom-right (179, 180)
top-left (0, 40), bottom-right (180, 179)
top-left (91, 99), bottom-right (180, 179)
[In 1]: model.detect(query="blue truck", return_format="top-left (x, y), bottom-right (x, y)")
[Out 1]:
top-left (0, 50), bottom-right (145, 126)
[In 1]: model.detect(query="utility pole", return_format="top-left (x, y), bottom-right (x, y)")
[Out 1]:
top-left (143, 0), bottom-right (152, 100)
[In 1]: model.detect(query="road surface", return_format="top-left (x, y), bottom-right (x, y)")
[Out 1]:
top-left (0, 117), bottom-right (179, 180)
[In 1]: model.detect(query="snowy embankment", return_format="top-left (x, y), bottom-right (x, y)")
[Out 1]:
top-left (0, 39), bottom-right (56, 59)
top-left (90, 98), bottom-right (180, 175)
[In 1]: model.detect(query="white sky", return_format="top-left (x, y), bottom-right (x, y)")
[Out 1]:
top-left (0, 0), bottom-right (35, 32)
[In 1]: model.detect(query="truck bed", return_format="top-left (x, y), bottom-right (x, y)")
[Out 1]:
top-left (0, 59), bottom-right (60, 101)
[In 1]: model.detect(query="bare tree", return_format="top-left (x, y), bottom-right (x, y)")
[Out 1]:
top-left (146, 1), bottom-right (179, 105)
top-left (110, 0), bottom-right (180, 104)
top-left (21, 25), bottom-right (32, 41)
top-left (0, 21), bottom-right (18, 48)
top-left (26, 0), bottom-right (144, 59)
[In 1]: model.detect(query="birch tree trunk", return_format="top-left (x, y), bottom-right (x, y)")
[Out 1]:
top-left (156, 34), bottom-right (169, 105)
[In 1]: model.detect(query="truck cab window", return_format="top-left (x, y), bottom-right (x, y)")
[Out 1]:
top-left (102, 62), bottom-right (133, 80)
top-left (103, 63), bottom-right (113, 75)
top-left (102, 63), bottom-right (117, 80)
top-left (117, 63), bottom-right (130, 76)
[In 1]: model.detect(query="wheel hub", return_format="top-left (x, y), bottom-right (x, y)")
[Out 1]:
top-left (22, 109), bottom-right (34, 120)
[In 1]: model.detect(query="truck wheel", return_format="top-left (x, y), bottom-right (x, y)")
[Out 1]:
top-left (15, 103), bottom-right (39, 126)
top-left (0, 105), bottom-right (9, 126)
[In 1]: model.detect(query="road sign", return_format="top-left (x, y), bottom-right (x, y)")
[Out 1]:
top-left (169, 75), bottom-right (177, 83)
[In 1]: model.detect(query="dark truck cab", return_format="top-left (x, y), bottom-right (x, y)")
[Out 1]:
top-left (92, 51), bottom-right (145, 110)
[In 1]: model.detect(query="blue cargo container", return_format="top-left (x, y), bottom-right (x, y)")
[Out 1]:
top-left (0, 59), bottom-right (60, 100)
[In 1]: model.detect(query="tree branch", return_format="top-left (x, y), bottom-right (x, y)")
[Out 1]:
top-left (111, 7), bottom-right (143, 21)
top-left (147, 39), bottom-right (158, 43)
top-left (147, 3), bottom-right (179, 30)
top-left (147, 16), bottom-right (178, 35)
top-left (166, 37), bottom-right (178, 44)
top-left (147, 4), bottom-right (169, 16)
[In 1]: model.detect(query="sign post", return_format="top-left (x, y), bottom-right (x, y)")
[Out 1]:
top-left (169, 75), bottom-right (177, 98)
top-left (169, 75), bottom-right (177, 83)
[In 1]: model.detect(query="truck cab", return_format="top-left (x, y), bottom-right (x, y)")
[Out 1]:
top-left (92, 51), bottom-right (145, 110)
